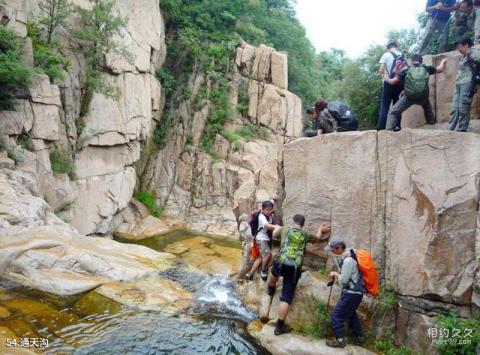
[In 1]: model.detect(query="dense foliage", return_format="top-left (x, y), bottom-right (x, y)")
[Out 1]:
top-left (134, 190), bottom-right (165, 218)
top-left (158, 0), bottom-right (321, 149)
top-left (435, 311), bottom-right (479, 355)
top-left (27, 21), bottom-right (70, 82)
top-left (0, 25), bottom-right (32, 109)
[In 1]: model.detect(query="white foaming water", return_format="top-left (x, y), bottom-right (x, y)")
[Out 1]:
top-left (195, 275), bottom-right (256, 321)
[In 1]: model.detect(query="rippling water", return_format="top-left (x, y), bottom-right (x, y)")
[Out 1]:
top-left (1, 232), bottom-right (270, 355)
top-left (47, 311), bottom-right (265, 355)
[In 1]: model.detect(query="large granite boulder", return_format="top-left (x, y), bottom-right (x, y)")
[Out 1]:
top-left (71, 167), bottom-right (136, 235)
top-left (0, 225), bottom-right (176, 296)
top-left (281, 129), bottom-right (480, 352)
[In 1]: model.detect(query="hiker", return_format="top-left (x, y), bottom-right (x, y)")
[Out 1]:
top-left (474, 0), bottom-right (480, 43)
top-left (385, 54), bottom-right (447, 131)
top-left (377, 41), bottom-right (405, 130)
top-left (455, 0), bottom-right (475, 43)
top-left (448, 36), bottom-right (480, 131)
top-left (245, 201), bottom-right (280, 281)
top-left (304, 99), bottom-right (357, 136)
top-left (266, 215), bottom-right (331, 335)
top-left (417, 0), bottom-right (457, 55)
top-left (304, 100), bottom-right (337, 136)
top-left (324, 236), bottom-right (365, 348)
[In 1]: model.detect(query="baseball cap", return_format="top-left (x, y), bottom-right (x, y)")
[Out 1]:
top-left (324, 236), bottom-right (346, 252)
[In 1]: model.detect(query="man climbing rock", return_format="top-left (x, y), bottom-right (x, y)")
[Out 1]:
top-left (377, 41), bottom-right (404, 130)
top-left (417, 0), bottom-right (457, 54)
top-left (304, 99), bottom-right (357, 136)
top-left (385, 54), bottom-right (447, 131)
top-left (448, 36), bottom-right (480, 131)
top-left (324, 236), bottom-right (365, 348)
top-left (264, 215), bottom-right (331, 335)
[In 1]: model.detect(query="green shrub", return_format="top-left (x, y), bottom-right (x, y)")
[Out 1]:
top-left (222, 122), bottom-right (269, 144)
top-left (317, 266), bottom-right (327, 275)
top-left (374, 331), bottom-right (411, 355)
top-left (27, 21), bottom-right (70, 82)
top-left (200, 83), bottom-right (231, 154)
top-left (375, 288), bottom-right (398, 315)
top-left (155, 68), bottom-right (177, 96)
top-left (16, 133), bottom-right (30, 150)
top-left (0, 25), bottom-right (33, 109)
top-left (298, 296), bottom-right (332, 339)
top-left (134, 190), bottom-right (165, 218)
top-left (152, 112), bottom-right (174, 149)
top-left (72, 0), bottom-right (129, 115)
top-left (49, 148), bottom-right (75, 179)
top-left (435, 311), bottom-right (480, 355)
top-left (7, 149), bottom-right (23, 164)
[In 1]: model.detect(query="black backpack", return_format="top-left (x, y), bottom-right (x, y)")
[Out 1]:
top-left (466, 53), bottom-right (480, 96)
top-left (327, 102), bottom-right (358, 131)
top-left (248, 210), bottom-right (262, 237)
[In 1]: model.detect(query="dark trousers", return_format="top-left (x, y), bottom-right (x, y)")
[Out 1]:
top-left (386, 95), bottom-right (436, 131)
top-left (377, 81), bottom-right (402, 130)
top-left (331, 292), bottom-right (363, 339)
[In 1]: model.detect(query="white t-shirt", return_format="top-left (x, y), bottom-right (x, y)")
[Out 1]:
top-left (256, 213), bottom-right (272, 241)
top-left (379, 50), bottom-right (401, 81)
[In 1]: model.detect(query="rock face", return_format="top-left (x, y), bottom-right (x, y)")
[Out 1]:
top-left (142, 43), bottom-right (302, 236)
top-left (402, 49), bottom-right (480, 130)
top-left (0, 0), bottom-right (165, 236)
top-left (249, 324), bottom-right (375, 355)
top-left (281, 129), bottom-right (480, 351)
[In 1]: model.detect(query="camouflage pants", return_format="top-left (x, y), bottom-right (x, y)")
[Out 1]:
top-left (448, 82), bottom-right (473, 132)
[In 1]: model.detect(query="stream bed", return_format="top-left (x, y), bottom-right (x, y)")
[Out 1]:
top-left (0, 231), bottom-right (270, 354)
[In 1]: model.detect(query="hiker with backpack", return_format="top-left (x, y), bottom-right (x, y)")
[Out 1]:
top-left (377, 42), bottom-right (406, 130)
top-left (448, 36), bottom-right (480, 131)
top-left (324, 236), bottom-right (378, 348)
top-left (265, 214), bottom-right (331, 335)
top-left (417, 0), bottom-right (457, 55)
top-left (385, 54), bottom-right (447, 131)
top-left (474, 0), bottom-right (480, 43)
top-left (454, 0), bottom-right (475, 43)
top-left (304, 99), bottom-right (358, 137)
top-left (245, 200), bottom-right (280, 281)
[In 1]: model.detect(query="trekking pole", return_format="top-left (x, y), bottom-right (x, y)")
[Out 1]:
top-left (326, 280), bottom-right (334, 308)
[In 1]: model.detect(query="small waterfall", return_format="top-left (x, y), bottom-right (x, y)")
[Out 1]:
top-left (159, 267), bottom-right (256, 322)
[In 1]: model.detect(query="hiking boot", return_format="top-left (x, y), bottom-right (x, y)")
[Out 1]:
top-left (425, 119), bottom-right (437, 125)
top-left (274, 324), bottom-right (292, 336)
top-left (326, 338), bottom-right (347, 348)
top-left (351, 336), bottom-right (366, 346)
top-left (260, 269), bottom-right (268, 281)
top-left (245, 272), bottom-right (253, 281)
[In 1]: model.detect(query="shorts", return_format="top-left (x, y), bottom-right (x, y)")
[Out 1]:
top-left (271, 261), bottom-right (302, 304)
top-left (258, 240), bottom-right (272, 257)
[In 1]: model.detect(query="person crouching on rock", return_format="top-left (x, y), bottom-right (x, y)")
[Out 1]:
top-left (324, 236), bottom-right (365, 348)
top-left (266, 215), bottom-right (331, 335)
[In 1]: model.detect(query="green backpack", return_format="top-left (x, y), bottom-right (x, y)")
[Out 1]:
top-left (278, 227), bottom-right (308, 268)
top-left (404, 65), bottom-right (430, 100)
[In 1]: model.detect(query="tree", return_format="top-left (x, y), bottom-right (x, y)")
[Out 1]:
top-left (72, 0), bottom-right (129, 115)
top-left (0, 25), bottom-right (32, 109)
top-left (38, 0), bottom-right (73, 44)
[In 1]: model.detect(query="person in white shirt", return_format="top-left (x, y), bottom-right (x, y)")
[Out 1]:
top-left (254, 200), bottom-right (280, 281)
top-left (377, 41), bottom-right (403, 130)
